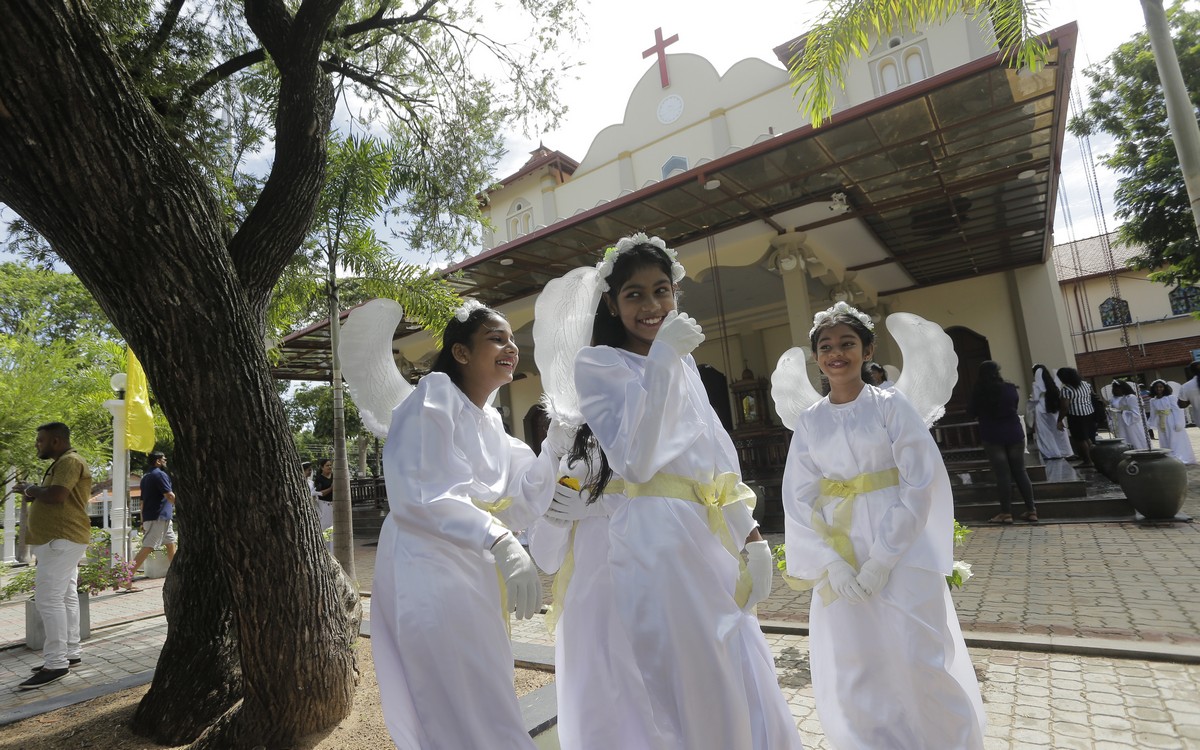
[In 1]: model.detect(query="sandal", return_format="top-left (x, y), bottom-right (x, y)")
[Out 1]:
top-left (989, 513), bottom-right (1013, 524)
top-left (1020, 511), bottom-right (1039, 522)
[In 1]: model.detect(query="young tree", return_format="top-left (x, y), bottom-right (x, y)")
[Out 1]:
top-left (0, 2), bottom-right (577, 747)
top-left (787, 0), bottom-right (1050, 126)
top-left (270, 134), bottom-right (458, 577)
top-left (1071, 1), bottom-right (1200, 288)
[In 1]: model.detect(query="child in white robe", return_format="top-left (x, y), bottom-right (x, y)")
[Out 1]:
top-left (1149, 380), bottom-right (1196, 464)
top-left (782, 301), bottom-right (985, 750)
top-left (373, 302), bottom-right (561, 750)
top-left (1030, 364), bottom-right (1074, 459)
top-left (527, 456), bottom-right (668, 750)
top-left (571, 234), bottom-right (803, 750)
top-left (1110, 380), bottom-right (1150, 450)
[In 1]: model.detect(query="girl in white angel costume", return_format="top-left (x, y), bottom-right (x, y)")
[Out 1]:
top-left (1030, 364), bottom-right (1074, 460)
top-left (1149, 380), bottom-right (1196, 464)
top-left (1110, 380), bottom-right (1150, 451)
top-left (339, 299), bottom-right (563, 750)
top-left (525, 264), bottom-right (669, 749)
top-left (551, 234), bottom-right (802, 749)
top-left (775, 302), bottom-right (985, 749)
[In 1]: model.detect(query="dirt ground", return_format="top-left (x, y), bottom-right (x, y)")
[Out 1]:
top-left (0, 640), bottom-right (555, 750)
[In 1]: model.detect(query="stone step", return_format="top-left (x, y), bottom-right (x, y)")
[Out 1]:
top-left (952, 492), bottom-right (1133, 523)
top-left (351, 505), bottom-right (387, 539)
top-left (952, 479), bottom-right (1088, 503)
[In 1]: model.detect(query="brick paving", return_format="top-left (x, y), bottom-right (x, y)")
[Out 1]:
top-left (1, 428), bottom-right (1198, 745)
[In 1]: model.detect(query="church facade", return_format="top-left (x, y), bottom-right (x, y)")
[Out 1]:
top-left (379, 15), bottom-right (1081, 456)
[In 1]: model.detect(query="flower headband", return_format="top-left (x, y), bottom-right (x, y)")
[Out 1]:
top-left (808, 300), bottom-right (874, 338)
top-left (595, 232), bottom-right (687, 291)
top-left (453, 298), bottom-right (486, 322)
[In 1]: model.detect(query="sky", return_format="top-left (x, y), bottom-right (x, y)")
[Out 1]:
top-left (0, 0), bottom-right (1174, 265)
top-left (486, 0), bottom-right (1157, 247)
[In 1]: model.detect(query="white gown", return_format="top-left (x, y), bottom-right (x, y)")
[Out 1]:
top-left (373, 373), bottom-right (558, 750)
top-left (782, 386), bottom-right (985, 750)
top-left (575, 343), bottom-right (804, 750)
top-left (1030, 368), bottom-right (1073, 459)
top-left (527, 461), bottom-right (668, 750)
top-left (1111, 394), bottom-right (1149, 450)
top-left (1179, 378), bottom-right (1200, 428)
top-left (1149, 395), bottom-right (1196, 464)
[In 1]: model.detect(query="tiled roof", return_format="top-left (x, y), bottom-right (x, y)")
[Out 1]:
top-left (1052, 230), bottom-right (1146, 281)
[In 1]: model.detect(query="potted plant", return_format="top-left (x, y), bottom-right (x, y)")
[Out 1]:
top-left (1, 528), bottom-right (137, 650)
top-left (130, 529), bottom-right (173, 579)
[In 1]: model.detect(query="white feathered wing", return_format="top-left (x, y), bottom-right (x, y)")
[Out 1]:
top-left (770, 346), bottom-right (824, 430)
top-left (337, 298), bottom-right (415, 439)
top-left (888, 312), bottom-right (958, 426)
top-left (533, 266), bottom-right (605, 430)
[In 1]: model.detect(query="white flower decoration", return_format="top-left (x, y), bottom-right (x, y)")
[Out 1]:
top-left (453, 298), bottom-right (486, 322)
top-left (808, 300), bottom-right (875, 338)
top-left (595, 232), bottom-right (686, 291)
top-left (952, 560), bottom-right (973, 583)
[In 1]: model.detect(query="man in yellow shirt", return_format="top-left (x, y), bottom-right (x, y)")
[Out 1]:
top-left (18, 422), bottom-right (92, 690)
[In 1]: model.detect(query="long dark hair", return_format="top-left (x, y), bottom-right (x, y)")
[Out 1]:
top-left (1032, 364), bottom-right (1061, 412)
top-left (1057, 367), bottom-right (1083, 388)
top-left (429, 304), bottom-right (505, 388)
top-left (971, 360), bottom-right (1009, 418)
top-left (568, 241), bottom-right (677, 501)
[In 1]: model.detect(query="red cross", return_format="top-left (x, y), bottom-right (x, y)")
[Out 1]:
top-left (642, 27), bottom-right (679, 88)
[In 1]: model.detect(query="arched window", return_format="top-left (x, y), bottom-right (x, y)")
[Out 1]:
top-left (507, 199), bottom-right (533, 241)
top-left (661, 156), bottom-right (688, 180)
top-left (1099, 297), bottom-right (1132, 327)
top-left (879, 61), bottom-right (900, 93)
top-left (1169, 285), bottom-right (1200, 315)
top-left (904, 51), bottom-right (927, 84)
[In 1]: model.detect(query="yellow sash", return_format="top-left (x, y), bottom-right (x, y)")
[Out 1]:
top-left (624, 472), bottom-right (758, 609)
top-left (1157, 409), bottom-right (1171, 433)
top-left (474, 497), bottom-right (514, 634)
top-left (782, 467), bottom-right (900, 605)
top-left (544, 479), bottom-right (624, 634)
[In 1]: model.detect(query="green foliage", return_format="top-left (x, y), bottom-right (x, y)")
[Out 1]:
top-left (0, 320), bottom-right (122, 484)
top-left (1069, 1), bottom-right (1200, 287)
top-left (0, 262), bottom-right (119, 343)
top-left (286, 384), bottom-right (363, 442)
top-left (787, 0), bottom-right (1049, 126)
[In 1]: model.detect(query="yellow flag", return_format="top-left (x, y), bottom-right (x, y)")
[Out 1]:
top-left (125, 348), bottom-right (156, 452)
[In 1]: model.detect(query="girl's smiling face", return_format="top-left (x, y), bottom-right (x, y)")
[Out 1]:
top-left (607, 264), bottom-right (677, 356)
top-left (454, 314), bottom-right (519, 405)
top-left (815, 323), bottom-right (873, 393)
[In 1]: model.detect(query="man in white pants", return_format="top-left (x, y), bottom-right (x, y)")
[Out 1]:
top-left (18, 422), bottom-right (92, 690)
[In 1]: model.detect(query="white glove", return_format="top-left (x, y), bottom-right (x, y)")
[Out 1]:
top-left (856, 558), bottom-right (892, 599)
top-left (491, 533), bottom-right (542, 620)
top-left (545, 482), bottom-right (591, 526)
top-left (544, 419), bottom-right (574, 459)
top-left (743, 540), bottom-right (774, 611)
top-left (655, 311), bottom-right (704, 357)
top-left (826, 560), bottom-right (867, 604)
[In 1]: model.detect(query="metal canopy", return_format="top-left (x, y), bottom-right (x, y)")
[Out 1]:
top-left (272, 24), bottom-right (1076, 381)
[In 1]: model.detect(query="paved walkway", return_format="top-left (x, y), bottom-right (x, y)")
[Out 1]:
top-left (2, 429), bottom-right (1198, 745)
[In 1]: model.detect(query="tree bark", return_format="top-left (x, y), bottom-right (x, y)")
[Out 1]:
top-left (0, 2), bottom-right (359, 747)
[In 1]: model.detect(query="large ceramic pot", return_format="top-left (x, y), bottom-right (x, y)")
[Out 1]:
top-left (1091, 438), bottom-right (1130, 481)
top-left (25, 590), bottom-right (91, 651)
top-left (1118, 449), bottom-right (1188, 520)
top-left (144, 550), bottom-right (171, 579)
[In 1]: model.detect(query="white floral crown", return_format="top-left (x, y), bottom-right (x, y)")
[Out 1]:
top-left (808, 300), bottom-right (874, 338)
top-left (453, 298), bottom-right (486, 323)
top-left (595, 232), bottom-right (687, 292)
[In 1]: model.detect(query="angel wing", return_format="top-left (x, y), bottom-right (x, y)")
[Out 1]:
top-left (888, 312), bottom-right (958, 427)
top-left (338, 298), bottom-right (415, 439)
top-left (770, 346), bottom-right (824, 430)
top-left (533, 266), bottom-right (605, 428)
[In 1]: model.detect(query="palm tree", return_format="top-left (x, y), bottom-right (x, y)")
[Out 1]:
top-left (270, 134), bottom-right (458, 578)
top-left (787, 0), bottom-right (1050, 126)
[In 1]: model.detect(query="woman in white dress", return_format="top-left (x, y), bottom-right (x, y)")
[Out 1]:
top-left (1110, 380), bottom-right (1150, 451)
top-left (1149, 380), bottom-right (1196, 464)
top-left (571, 234), bottom-right (802, 750)
top-left (372, 301), bottom-right (561, 750)
top-left (527, 456), bottom-right (667, 750)
top-left (1030, 364), bottom-right (1074, 459)
top-left (781, 301), bottom-right (985, 750)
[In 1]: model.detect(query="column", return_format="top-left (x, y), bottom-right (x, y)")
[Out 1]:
top-left (104, 377), bottom-right (130, 566)
top-left (2, 471), bottom-right (14, 564)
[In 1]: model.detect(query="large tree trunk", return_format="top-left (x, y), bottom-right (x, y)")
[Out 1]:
top-left (0, 2), bottom-right (359, 747)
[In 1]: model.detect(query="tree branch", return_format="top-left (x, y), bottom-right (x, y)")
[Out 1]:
top-left (174, 0), bottom-right (438, 115)
top-left (130, 0), bottom-right (187, 76)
